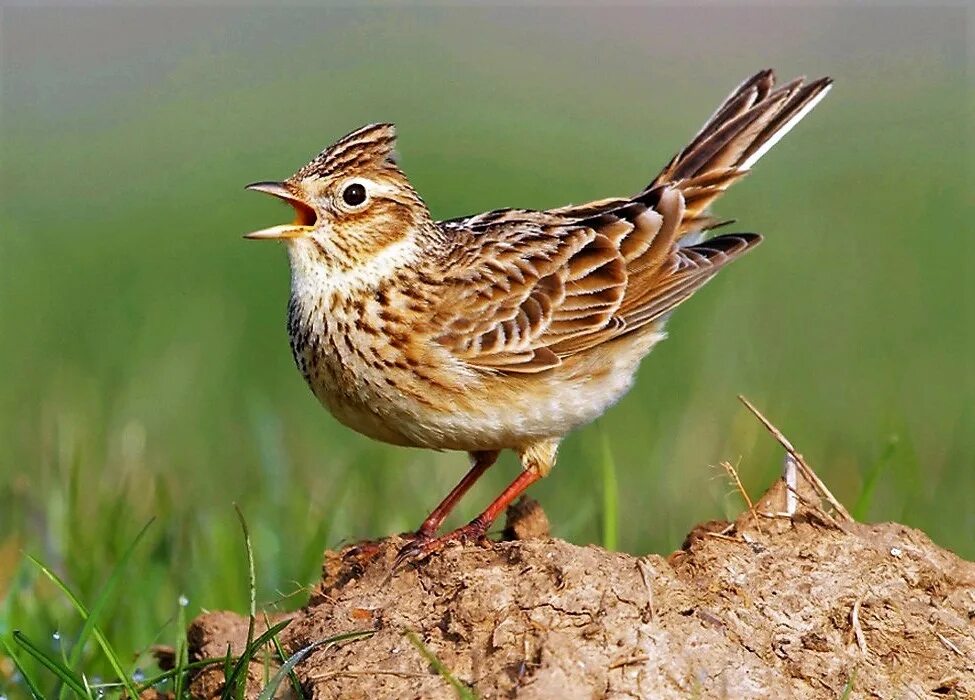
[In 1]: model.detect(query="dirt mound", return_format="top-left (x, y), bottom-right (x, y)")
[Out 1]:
top-left (184, 475), bottom-right (975, 700)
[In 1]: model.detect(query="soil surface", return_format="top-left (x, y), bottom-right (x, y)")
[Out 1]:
top-left (183, 479), bottom-right (975, 699)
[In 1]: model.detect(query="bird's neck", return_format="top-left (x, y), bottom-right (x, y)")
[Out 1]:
top-left (286, 233), bottom-right (427, 304)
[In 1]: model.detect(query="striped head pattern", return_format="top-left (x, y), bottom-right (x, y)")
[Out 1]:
top-left (246, 123), bottom-right (434, 282)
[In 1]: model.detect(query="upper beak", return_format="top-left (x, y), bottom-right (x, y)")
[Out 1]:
top-left (243, 181), bottom-right (318, 240)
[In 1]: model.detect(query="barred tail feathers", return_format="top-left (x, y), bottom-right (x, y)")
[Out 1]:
top-left (651, 70), bottom-right (832, 236)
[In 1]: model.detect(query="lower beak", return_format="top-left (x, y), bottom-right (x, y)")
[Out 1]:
top-left (243, 181), bottom-right (318, 240)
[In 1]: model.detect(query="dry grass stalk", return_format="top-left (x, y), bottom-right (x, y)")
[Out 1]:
top-left (738, 395), bottom-right (853, 522)
top-left (718, 459), bottom-right (764, 535)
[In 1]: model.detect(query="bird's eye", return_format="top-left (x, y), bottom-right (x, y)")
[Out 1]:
top-left (342, 182), bottom-right (367, 207)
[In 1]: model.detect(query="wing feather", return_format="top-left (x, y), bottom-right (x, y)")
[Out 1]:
top-left (431, 70), bottom-right (829, 373)
top-left (433, 193), bottom-right (760, 373)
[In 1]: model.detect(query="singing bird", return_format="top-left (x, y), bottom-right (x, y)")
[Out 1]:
top-left (245, 69), bottom-right (831, 564)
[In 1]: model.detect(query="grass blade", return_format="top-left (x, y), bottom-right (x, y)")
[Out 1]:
top-left (853, 435), bottom-right (898, 520)
top-left (1, 634), bottom-right (46, 700)
top-left (12, 631), bottom-right (89, 698)
top-left (406, 630), bottom-right (476, 700)
top-left (136, 656), bottom-right (226, 691)
top-left (67, 519), bottom-right (154, 670)
top-left (265, 613), bottom-right (304, 700)
top-left (234, 505), bottom-right (257, 624)
top-left (257, 629), bottom-right (375, 700)
top-left (599, 429), bottom-right (619, 551)
top-left (27, 529), bottom-right (148, 700)
top-left (221, 618), bottom-right (293, 700)
top-left (222, 644), bottom-right (234, 698)
top-left (256, 640), bottom-right (319, 700)
top-left (839, 668), bottom-right (857, 700)
top-left (173, 594), bottom-right (190, 699)
top-left (227, 505), bottom-right (258, 700)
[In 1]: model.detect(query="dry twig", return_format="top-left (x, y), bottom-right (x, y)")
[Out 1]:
top-left (609, 654), bottom-right (651, 670)
top-left (935, 632), bottom-right (963, 657)
top-left (783, 454), bottom-right (799, 516)
top-left (738, 395), bottom-right (853, 522)
top-left (636, 558), bottom-right (657, 624)
top-left (851, 597), bottom-right (868, 656)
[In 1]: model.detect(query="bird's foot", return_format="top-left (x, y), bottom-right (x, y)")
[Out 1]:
top-left (342, 539), bottom-right (384, 561)
top-left (392, 519), bottom-right (490, 572)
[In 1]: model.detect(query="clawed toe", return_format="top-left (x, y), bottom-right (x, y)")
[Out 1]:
top-left (391, 522), bottom-right (489, 572)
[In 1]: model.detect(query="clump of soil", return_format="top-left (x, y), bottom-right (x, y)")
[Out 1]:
top-left (183, 474), bottom-right (974, 700)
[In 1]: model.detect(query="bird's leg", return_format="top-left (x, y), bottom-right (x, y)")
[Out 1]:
top-left (410, 450), bottom-right (499, 541)
top-left (394, 470), bottom-right (541, 569)
top-left (394, 440), bottom-right (557, 569)
top-left (454, 468), bottom-right (542, 541)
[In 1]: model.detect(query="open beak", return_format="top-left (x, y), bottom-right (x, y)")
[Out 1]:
top-left (243, 181), bottom-right (318, 240)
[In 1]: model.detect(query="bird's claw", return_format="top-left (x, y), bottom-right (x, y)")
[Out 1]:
top-left (391, 522), bottom-right (489, 573)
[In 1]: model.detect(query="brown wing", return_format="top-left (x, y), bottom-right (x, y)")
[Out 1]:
top-left (432, 70), bottom-right (829, 373)
top-left (433, 211), bottom-right (628, 373)
top-left (433, 188), bottom-right (759, 374)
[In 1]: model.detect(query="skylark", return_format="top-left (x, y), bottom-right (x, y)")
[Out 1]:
top-left (245, 69), bottom-right (831, 563)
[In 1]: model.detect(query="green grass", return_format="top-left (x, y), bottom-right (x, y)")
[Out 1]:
top-left (839, 668), bottom-right (857, 700)
top-left (598, 429), bottom-right (619, 551)
top-left (1, 519), bottom-right (374, 699)
top-left (1, 6), bottom-right (971, 699)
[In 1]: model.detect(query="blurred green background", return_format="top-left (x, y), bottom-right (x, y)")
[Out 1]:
top-left (0, 5), bottom-right (971, 694)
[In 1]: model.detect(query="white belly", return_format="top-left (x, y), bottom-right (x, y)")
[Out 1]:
top-left (379, 329), bottom-right (668, 452)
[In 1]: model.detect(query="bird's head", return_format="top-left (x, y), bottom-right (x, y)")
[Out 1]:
top-left (245, 123), bottom-right (434, 281)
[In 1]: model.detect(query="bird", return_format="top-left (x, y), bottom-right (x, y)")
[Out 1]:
top-left (244, 69), bottom-right (831, 565)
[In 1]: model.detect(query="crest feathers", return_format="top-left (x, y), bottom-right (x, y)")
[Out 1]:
top-left (293, 123), bottom-right (398, 181)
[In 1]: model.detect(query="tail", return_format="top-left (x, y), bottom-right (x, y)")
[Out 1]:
top-left (651, 69), bottom-right (832, 237)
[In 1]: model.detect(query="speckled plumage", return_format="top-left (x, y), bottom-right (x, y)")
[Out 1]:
top-left (245, 69), bottom-right (831, 560)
